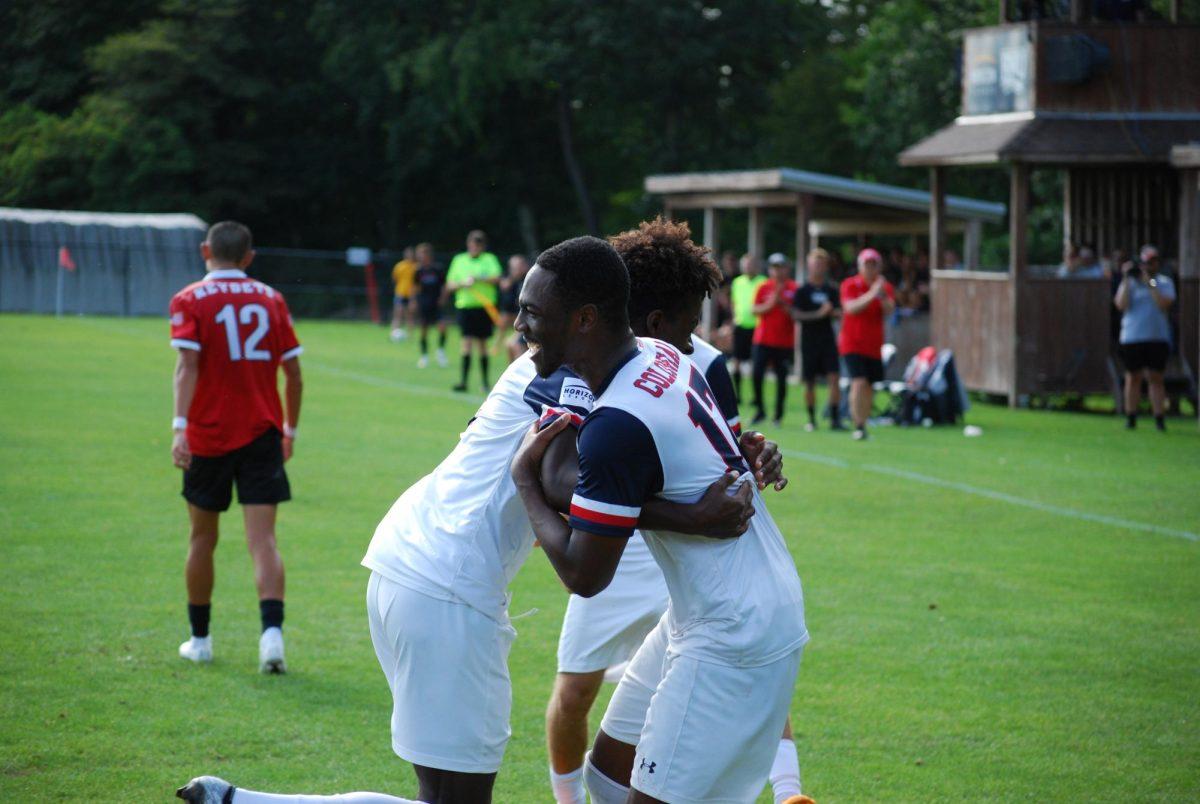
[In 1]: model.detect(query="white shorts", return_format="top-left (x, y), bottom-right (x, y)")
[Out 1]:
top-left (601, 615), bottom-right (802, 804)
top-left (556, 547), bottom-right (669, 674)
top-left (366, 571), bottom-right (517, 774)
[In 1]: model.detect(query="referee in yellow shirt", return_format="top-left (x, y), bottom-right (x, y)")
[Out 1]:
top-left (445, 230), bottom-right (503, 391)
top-left (390, 246), bottom-right (417, 341)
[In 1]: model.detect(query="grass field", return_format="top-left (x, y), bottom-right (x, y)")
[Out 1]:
top-left (1, 313), bottom-right (1198, 803)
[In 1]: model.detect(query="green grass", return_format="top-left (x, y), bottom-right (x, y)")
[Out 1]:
top-left (1, 314), bottom-right (1197, 802)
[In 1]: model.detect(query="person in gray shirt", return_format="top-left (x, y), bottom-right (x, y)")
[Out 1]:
top-left (1113, 244), bottom-right (1175, 431)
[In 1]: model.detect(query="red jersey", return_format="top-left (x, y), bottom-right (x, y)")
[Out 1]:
top-left (169, 269), bottom-right (302, 456)
top-left (752, 279), bottom-right (797, 348)
top-left (838, 274), bottom-right (894, 358)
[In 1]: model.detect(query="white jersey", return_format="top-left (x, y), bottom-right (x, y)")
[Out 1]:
top-left (567, 338), bottom-right (807, 667)
top-left (688, 334), bottom-right (741, 433)
top-left (362, 353), bottom-right (593, 622)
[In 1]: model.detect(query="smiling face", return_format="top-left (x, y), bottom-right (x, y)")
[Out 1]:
top-left (515, 265), bottom-right (574, 377)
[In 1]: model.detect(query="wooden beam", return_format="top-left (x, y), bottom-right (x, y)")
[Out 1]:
top-left (966, 219), bottom-right (983, 271)
top-left (930, 167), bottom-right (947, 270)
top-left (1009, 162), bottom-right (1030, 407)
top-left (748, 207), bottom-right (765, 258)
top-left (809, 219), bottom-right (969, 236)
top-left (659, 191), bottom-right (801, 211)
top-left (701, 207), bottom-right (720, 342)
top-left (794, 194), bottom-right (813, 282)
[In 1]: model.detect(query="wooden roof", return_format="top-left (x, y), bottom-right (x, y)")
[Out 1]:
top-left (900, 115), bottom-right (1200, 166)
top-left (645, 167), bottom-right (1005, 223)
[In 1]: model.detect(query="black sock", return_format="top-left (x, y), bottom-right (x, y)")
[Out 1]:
top-left (831, 404), bottom-right (841, 426)
top-left (480, 354), bottom-right (490, 388)
top-left (1155, 414), bottom-right (1166, 431)
top-left (438, 329), bottom-right (447, 348)
top-left (188, 603), bottom-right (211, 638)
top-left (807, 405), bottom-right (816, 424)
top-left (420, 334), bottom-right (428, 355)
top-left (1127, 413), bottom-right (1137, 428)
top-left (460, 353), bottom-right (471, 385)
top-left (259, 599), bottom-right (284, 632)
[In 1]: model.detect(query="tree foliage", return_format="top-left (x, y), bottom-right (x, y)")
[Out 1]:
top-left (0, 0), bottom-right (1016, 252)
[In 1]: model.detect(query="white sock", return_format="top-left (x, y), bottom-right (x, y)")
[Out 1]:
top-left (549, 764), bottom-right (587, 804)
top-left (583, 752), bottom-right (629, 804)
top-left (769, 738), bottom-right (802, 803)
top-left (234, 790), bottom-right (420, 804)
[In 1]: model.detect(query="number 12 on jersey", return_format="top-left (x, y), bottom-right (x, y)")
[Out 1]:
top-left (685, 366), bottom-right (747, 473)
top-left (215, 303), bottom-right (271, 361)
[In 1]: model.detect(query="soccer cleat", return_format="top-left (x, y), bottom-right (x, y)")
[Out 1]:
top-left (176, 775), bottom-right (235, 804)
top-left (436, 349), bottom-right (448, 367)
top-left (780, 796), bottom-right (816, 804)
top-left (417, 355), bottom-right (429, 369)
top-left (804, 422), bottom-right (816, 433)
top-left (771, 419), bottom-right (782, 428)
top-left (852, 427), bottom-right (868, 441)
top-left (178, 635), bottom-right (212, 664)
top-left (452, 383), bottom-right (468, 393)
top-left (259, 626), bottom-right (286, 674)
top-left (390, 328), bottom-right (403, 342)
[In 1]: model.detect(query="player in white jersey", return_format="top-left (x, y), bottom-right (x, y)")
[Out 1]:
top-left (546, 219), bottom-right (807, 804)
top-left (511, 235), bottom-right (808, 804)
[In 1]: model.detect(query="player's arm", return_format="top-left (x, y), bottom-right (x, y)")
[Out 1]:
top-left (281, 357), bottom-right (302, 461)
top-left (842, 285), bottom-right (876, 315)
top-left (538, 424), bottom-right (755, 539)
top-left (172, 349), bottom-right (199, 470)
top-left (879, 283), bottom-right (896, 315)
top-left (513, 415), bottom-right (628, 597)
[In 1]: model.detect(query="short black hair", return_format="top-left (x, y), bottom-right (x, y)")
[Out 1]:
top-left (206, 221), bottom-right (252, 263)
top-left (610, 217), bottom-right (721, 324)
top-left (535, 236), bottom-right (629, 329)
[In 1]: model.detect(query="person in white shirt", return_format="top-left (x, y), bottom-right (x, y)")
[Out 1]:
top-left (512, 236), bottom-right (808, 804)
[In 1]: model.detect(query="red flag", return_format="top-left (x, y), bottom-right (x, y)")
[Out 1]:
top-left (58, 246), bottom-right (76, 272)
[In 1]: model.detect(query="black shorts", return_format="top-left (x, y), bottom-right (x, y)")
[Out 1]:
top-left (457, 307), bottom-right (495, 339)
top-left (843, 353), bottom-right (884, 383)
top-left (182, 428), bottom-right (291, 513)
top-left (801, 339), bottom-right (841, 381)
top-left (417, 300), bottom-right (442, 326)
top-left (752, 344), bottom-right (793, 371)
top-left (733, 326), bottom-right (755, 361)
top-left (1120, 340), bottom-right (1169, 372)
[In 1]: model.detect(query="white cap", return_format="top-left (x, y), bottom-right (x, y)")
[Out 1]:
top-left (767, 252), bottom-right (788, 265)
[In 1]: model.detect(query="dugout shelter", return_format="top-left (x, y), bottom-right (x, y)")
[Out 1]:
top-left (0, 207), bottom-right (208, 316)
top-left (899, 4), bottom-right (1200, 411)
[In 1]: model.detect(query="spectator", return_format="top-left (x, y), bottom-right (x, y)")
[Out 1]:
top-left (498, 254), bottom-right (530, 362)
top-left (728, 253), bottom-right (766, 402)
top-left (884, 246), bottom-right (905, 285)
top-left (1058, 244), bottom-right (1104, 278)
top-left (791, 248), bottom-right (844, 431)
top-left (1114, 244), bottom-right (1175, 431)
top-left (839, 248), bottom-right (895, 441)
top-left (716, 250), bottom-right (738, 328)
top-left (896, 252), bottom-right (930, 312)
top-left (389, 246), bottom-right (417, 342)
top-left (750, 253), bottom-right (798, 426)
top-left (942, 248), bottom-right (963, 270)
top-left (412, 242), bottom-right (448, 369)
top-left (445, 229), bottom-right (503, 391)
top-left (1057, 242), bottom-right (1080, 277)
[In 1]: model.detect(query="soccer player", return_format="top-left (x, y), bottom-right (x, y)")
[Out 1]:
top-left (751, 253), bottom-right (799, 427)
top-left (496, 253), bottom-right (530, 361)
top-left (728, 253), bottom-right (765, 402)
top-left (446, 230), bottom-right (502, 391)
top-left (511, 236), bottom-right (808, 804)
top-left (389, 246), bottom-right (417, 342)
top-left (545, 219), bottom-right (807, 804)
top-left (412, 242), bottom-right (448, 368)
top-left (839, 248), bottom-right (895, 441)
top-left (169, 221), bottom-right (303, 674)
top-left (792, 248), bottom-right (844, 432)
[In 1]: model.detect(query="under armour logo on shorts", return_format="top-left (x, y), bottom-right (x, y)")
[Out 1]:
top-left (639, 759), bottom-right (656, 774)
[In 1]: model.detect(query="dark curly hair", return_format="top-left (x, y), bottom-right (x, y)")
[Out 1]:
top-left (609, 217), bottom-right (721, 325)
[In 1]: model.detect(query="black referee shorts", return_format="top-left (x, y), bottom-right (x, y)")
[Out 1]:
top-left (457, 307), bottom-right (495, 339)
top-left (182, 428), bottom-right (291, 513)
top-left (733, 326), bottom-right (755, 361)
top-left (1120, 340), bottom-right (1169, 372)
top-left (801, 339), bottom-right (840, 381)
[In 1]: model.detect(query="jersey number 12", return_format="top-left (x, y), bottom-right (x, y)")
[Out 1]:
top-left (215, 303), bottom-right (271, 361)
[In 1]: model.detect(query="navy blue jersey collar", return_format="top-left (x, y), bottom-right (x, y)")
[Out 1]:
top-left (592, 343), bottom-right (642, 399)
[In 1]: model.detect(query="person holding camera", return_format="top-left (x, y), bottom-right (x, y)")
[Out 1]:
top-left (1113, 244), bottom-right (1175, 431)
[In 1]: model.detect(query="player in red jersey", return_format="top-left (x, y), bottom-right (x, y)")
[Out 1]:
top-left (169, 221), bottom-right (303, 673)
top-left (838, 248), bottom-right (895, 441)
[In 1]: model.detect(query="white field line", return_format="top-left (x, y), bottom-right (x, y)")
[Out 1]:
top-left (782, 448), bottom-right (1198, 542)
